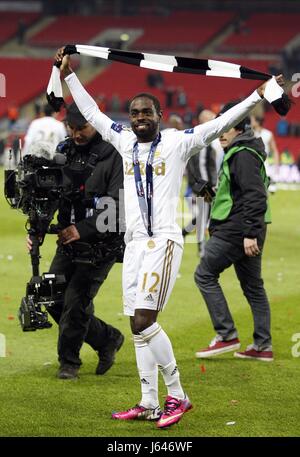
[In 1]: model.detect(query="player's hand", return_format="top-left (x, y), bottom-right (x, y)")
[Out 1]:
top-left (58, 225), bottom-right (80, 245)
top-left (244, 238), bottom-right (260, 257)
top-left (26, 235), bottom-right (43, 251)
top-left (257, 74), bottom-right (285, 98)
top-left (55, 47), bottom-right (73, 77)
top-left (203, 190), bottom-right (213, 204)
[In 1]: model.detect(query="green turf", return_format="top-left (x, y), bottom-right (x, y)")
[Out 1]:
top-left (0, 167), bottom-right (300, 437)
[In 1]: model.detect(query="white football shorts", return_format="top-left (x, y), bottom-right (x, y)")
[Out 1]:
top-left (122, 238), bottom-right (183, 316)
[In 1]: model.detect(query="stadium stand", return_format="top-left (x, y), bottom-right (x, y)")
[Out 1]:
top-left (0, 3), bottom-right (299, 167)
top-left (0, 12), bottom-right (40, 45)
top-left (218, 13), bottom-right (300, 54)
top-left (28, 15), bottom-right (115, 47)
top-left (0, 58), bottom-right (54, 118)
top-left (28, 11), bottom-right (234, 51)
top-left (132, 12), bottom-right (234, 51)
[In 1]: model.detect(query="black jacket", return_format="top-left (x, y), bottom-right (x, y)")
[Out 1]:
top-left (209, 129), bottom-right (268, 247)
top-left (56, 132), bottom-right (124, 245)
top-left (186, 144), bottom-right (217, 189)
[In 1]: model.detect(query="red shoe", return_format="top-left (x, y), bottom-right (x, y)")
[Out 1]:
top-left (234, 345), bottom-right (273, 362)
top-left (157, 395), bottom-right (192, 429)
top-left (112, 404), bottom-right (161, 421)
top-left (195, 335), bottom-right (240, 358)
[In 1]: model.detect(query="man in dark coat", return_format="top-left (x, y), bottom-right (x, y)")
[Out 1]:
top-left (194, 102), bottom-right (273, 362)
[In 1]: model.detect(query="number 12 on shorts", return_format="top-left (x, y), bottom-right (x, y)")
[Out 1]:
top-left (142, 272), bottom-right (160, 293)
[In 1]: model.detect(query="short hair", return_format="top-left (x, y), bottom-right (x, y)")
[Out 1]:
top-left (129, 92), bottom-right (161, 114)
top-left (65, 102), bottom-right (87, 127)
top-left (43, 104), bottom-right (55, 117)
top-left (168, 114), bottom-right (182, 123)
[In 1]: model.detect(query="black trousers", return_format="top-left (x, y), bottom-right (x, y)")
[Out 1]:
top-left (194, 235), bottom-right (271, 350)
top-left (48, 250), bottom-right (119, 367)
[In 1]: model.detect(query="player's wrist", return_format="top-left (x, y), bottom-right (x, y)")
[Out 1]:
top-left (62, 66), bottom-right (73, 78)
top-left (256, 86), bottom-right (265, 99)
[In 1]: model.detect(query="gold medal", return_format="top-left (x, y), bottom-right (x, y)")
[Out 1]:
top-left (147, 239), bottom-right (155, 249)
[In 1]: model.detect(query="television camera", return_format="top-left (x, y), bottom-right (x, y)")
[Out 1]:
top-left (4, 148), bottom-right (68, 331)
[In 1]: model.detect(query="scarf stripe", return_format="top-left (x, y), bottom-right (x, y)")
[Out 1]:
top-left (75, 44), bottom-right (271, 79)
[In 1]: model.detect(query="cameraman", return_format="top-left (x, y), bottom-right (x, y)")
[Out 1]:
top-left (28, 103), bottom-right (124, 380)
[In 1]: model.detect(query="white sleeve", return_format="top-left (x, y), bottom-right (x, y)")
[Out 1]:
top-left (22, 122), bottom-right (35, 155)
top-left (179, 90), bottom-right (262, 161)
top-left (64, 72), bottom-right (123, 152)
top-left (58, 122), bottom-right (67, 142)
top-left (195, 91), bottom-right (262, 146)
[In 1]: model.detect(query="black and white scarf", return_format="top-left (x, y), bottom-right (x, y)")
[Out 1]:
top-left (47, 44), bottom-right (291, 115)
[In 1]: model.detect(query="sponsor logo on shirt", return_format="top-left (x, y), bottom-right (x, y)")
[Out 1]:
top-left (184, 128), bottom-right (194, 134)
top-left (125, 161), bottom-right (166, 176)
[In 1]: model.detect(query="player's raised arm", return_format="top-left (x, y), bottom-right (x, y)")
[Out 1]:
top-left (55, 49), bottom-right (123, 151)
top-left (194, 75), bottom-right (285, 148)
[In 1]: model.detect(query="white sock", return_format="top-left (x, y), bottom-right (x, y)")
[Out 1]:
top-left (140, 323), bottom-right (185, 400)
top-left (133, 334), bottom-right (159, 409)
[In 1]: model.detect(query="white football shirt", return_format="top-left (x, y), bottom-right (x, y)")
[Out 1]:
top-left (254, 127), bottom-right (273, 157)
top-left (66, 72), bottom-right (261, 244)
top-left (23, 116), bottom-right (67, 157)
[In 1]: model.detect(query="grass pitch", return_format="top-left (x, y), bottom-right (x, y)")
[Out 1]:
top-left (0, 168), bottom-right (300, 437)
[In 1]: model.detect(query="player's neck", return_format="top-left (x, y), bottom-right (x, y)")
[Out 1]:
top-left (137, 130), bottom-right (160, 144)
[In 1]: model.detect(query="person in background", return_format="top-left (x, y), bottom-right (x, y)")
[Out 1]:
top-left (162, 114), bottom-right (184, 131)
top-left (251, 114), bottom-right (280, 192)
top-left (195, 103), bottom-right (273, 362)
top-left (183, 110), bottom-right (218, 257)
top-left (7, 102), bottom-right (19, 129)
top-left (23, 104), bottom-right (67, 158)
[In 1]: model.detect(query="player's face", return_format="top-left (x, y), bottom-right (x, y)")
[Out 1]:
top-left (129, 97), bottom-right (161, 142)
top-left (67, 123), bottom-right (97, 145)
top-left (219, 127), bottom-right (241, 149)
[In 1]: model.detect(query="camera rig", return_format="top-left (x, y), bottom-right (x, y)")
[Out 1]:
top-left (5, 148), bottom-right (124, 330)
top-left (5, 153), bottom-right (67, 331)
